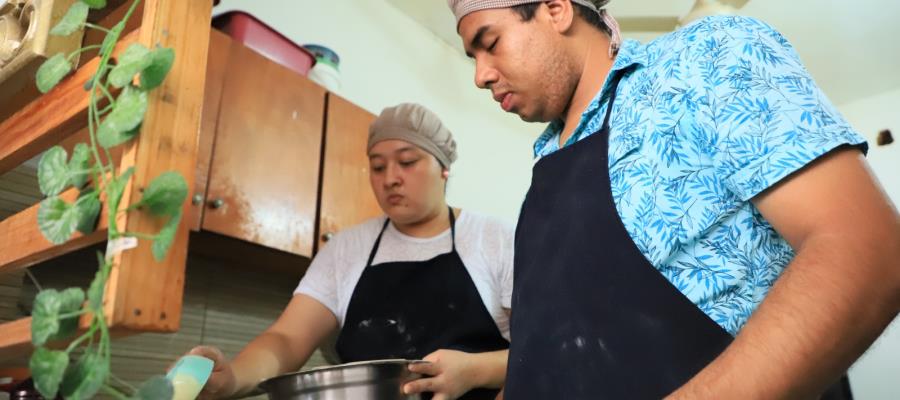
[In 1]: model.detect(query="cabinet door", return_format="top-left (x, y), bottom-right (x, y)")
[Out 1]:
top-left (202, 40), bottom-right (325, 257)
top-left (191, 29), bottom-right (231, 231)
top-left (316, 94), bottom-right (382, 252)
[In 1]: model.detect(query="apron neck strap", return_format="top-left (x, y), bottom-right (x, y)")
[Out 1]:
top-left (448, 206), bottom-right (458, 252)
top-left (365, 206), bottom-right (458, 267)
top-left (600, 71), bottom-right (625, 133)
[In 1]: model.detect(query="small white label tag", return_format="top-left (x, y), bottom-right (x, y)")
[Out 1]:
top-left (105, 237), bottom-right (138, 261)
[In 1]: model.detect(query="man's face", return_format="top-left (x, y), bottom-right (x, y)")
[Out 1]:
top-left (458, 4), bottom-right (580, 122)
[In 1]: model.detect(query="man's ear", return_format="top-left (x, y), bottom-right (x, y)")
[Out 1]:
top-left (544, 0), bottom-right (577, 34)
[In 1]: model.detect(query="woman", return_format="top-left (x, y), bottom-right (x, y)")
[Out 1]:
top-left (188, 103), bottom-right (514, 400)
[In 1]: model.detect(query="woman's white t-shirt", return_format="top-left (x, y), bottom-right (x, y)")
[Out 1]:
top-left (295, 211), bottom-right (515, 340)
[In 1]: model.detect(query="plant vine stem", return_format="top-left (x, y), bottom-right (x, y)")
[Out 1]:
top-left (101, 385), bottom-right (131, 400)
top-left (122, 0), bottom-right (143, 25)
top-left (84, 22), bottom-right (112, 34)
top-left (66, 45), bottom-right (102, 62)
top-left (97, 80), bottom-right (117, 108)
top-left (58, 309), bottom-right (89, 320)
top-left (110, 373), bottom-right (139, 392)
top-left (65, 319), bottom-right (100, 353)
top-left (99, 310), bottom-right (111, 360)
top-left (94, 97), bottom-right (116, 175)
top-left (122, 232), bottom-right (155, 240)
top-left (92, 0), bottom-right (143, 236)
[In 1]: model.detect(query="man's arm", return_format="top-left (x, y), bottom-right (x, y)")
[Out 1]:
top-left (669, 148), bottom-right (900, 399)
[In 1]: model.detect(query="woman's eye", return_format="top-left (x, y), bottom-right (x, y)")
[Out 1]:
top-left (400, 160), bottom-right (418, 167)
top-left (371, 165), bottom-right (385, 172)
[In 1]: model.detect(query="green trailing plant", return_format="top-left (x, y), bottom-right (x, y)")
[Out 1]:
top-left (28, 0), bottom-right (188, 398)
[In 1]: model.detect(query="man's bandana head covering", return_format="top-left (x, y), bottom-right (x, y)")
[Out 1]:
top-left (448, 0), bottom-right (621, 56)
top-left (368, 103), bottom-right (458, 169)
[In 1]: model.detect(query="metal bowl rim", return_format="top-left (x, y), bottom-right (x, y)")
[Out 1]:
top-left (257, 359), bottom-right (429, 391)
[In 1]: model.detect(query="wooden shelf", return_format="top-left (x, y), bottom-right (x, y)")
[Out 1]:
top-left (0, 0), bottom-right (213, 360)
top-left (0, 187), bottom-right (109, 274)
top-left (0, 318), bottom-right (32, 363)
top-left (0, 31), bottom-right (139, 177)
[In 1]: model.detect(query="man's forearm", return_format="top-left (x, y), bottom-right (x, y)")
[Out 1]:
top-left (471, 349), bottom-right (510, 389)
top-left (669, 233), bottom-right (900, 399)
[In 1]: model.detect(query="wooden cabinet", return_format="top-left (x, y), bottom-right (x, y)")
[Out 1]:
top-left (191, 29), bottom-right (230, 232)
top-left (317, 94), bottom-right (382, 252)
top-left (191, 32), bottom-right (380, 259)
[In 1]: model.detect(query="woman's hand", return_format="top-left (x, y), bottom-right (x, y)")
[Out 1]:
top-left (403, 349), bottom-right (487, 400)
top-left (186, 346), bottom-right (236, 400)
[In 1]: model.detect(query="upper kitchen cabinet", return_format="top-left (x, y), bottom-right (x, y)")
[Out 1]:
top-left (201, 35), bottom-right (326, 257)
top-left (317, 94), bottom-right (383, 251)
top-left (191, 29), bottom-right (231, 231)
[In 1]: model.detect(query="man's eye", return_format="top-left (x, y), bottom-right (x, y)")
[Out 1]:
top-left (488, 38), bottom-right (499, 52)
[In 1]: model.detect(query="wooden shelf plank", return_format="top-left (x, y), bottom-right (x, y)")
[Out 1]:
top-left (0, 316), bottom-right (139, 363)
top-left (0, 30), bottom-right (139, 177)
top-left (0, 188), bottom-right (109, 274)
top-left (0, 317), bottom-right (32, 362)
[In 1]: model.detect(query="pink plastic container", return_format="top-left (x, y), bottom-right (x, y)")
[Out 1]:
top-left (212, 12), bottom-right (316, 76)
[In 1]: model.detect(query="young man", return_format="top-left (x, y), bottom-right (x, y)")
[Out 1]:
top-left (448, 0), bottom-right (900, 398)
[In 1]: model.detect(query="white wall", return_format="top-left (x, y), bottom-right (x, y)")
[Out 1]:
top-left (838, 88), bottom-right (900, 400)
top-left (213, 0), bottom-right (540, 223)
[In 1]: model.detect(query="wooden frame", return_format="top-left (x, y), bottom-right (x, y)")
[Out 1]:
top-left (0, 0), bottom-right (213, 361)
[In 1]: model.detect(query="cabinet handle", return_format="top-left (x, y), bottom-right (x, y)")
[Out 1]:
top-left (208, 199), bottom-right (225, 209)
top-left (192, 194), bottom-right (204, 206)
top-left (321, 232), bottom-right (334, 242)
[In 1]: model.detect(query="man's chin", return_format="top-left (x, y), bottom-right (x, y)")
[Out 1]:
top-left (516, 109), bottom-right (550, 123)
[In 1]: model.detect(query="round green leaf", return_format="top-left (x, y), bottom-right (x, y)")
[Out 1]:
top-left (140, 47), bottom-right (175, 90)
top-left (31, 289), bottom-right (62, 346)
top-left (98, 86), bottom-right (148, 141)
top-left (109, 44), bottom-right (152, 88)
top-left (58, 287), bottom-right (85, 313)
top-left (152, 210), bottom-right (182, 262)
top-left (29, 348), bottom-right (69, 399)
top-left (98, 123), bottom-right (141, 149)
top-left (52, 287), bottom-right (86, 342)
top-left (68, 143), bottom-right (93, 189)
top-left (36, 53), bottom-right (72, 93)
top-left (50, 2), bottom-right (89, 36)
top-left (136, 375), bottom-right (174, 400)
top-left (57, 289), bottom-right (84, 313)
top-left (38, 196), bottom-right (80, 245)
top-left (140, 171), bottom-right (188, 216)
top-left (74, 190), bottom-right (101, 235)
top-left (80, 0), bottom-right (107, 9)
top-left (38, 146), bottom-right (69, 196)
top-left (60, 352), bottom-right (109, 400)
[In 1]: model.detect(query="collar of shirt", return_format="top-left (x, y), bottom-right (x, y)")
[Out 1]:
top-left (533, 39), bottom-right (649, 159)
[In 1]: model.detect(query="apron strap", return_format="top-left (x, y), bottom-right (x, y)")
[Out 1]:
top-left (448, 206), bottom-right (458, 253)
top-left (365, 218), bottom-right (391, 268)
top-left (600, 71), bottom-right (625, 133)
top-left (364, 206), bottom-right (458, 268)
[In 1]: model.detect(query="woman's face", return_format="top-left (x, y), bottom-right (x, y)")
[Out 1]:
top-left (368, 140), bottom-right (448, 225)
